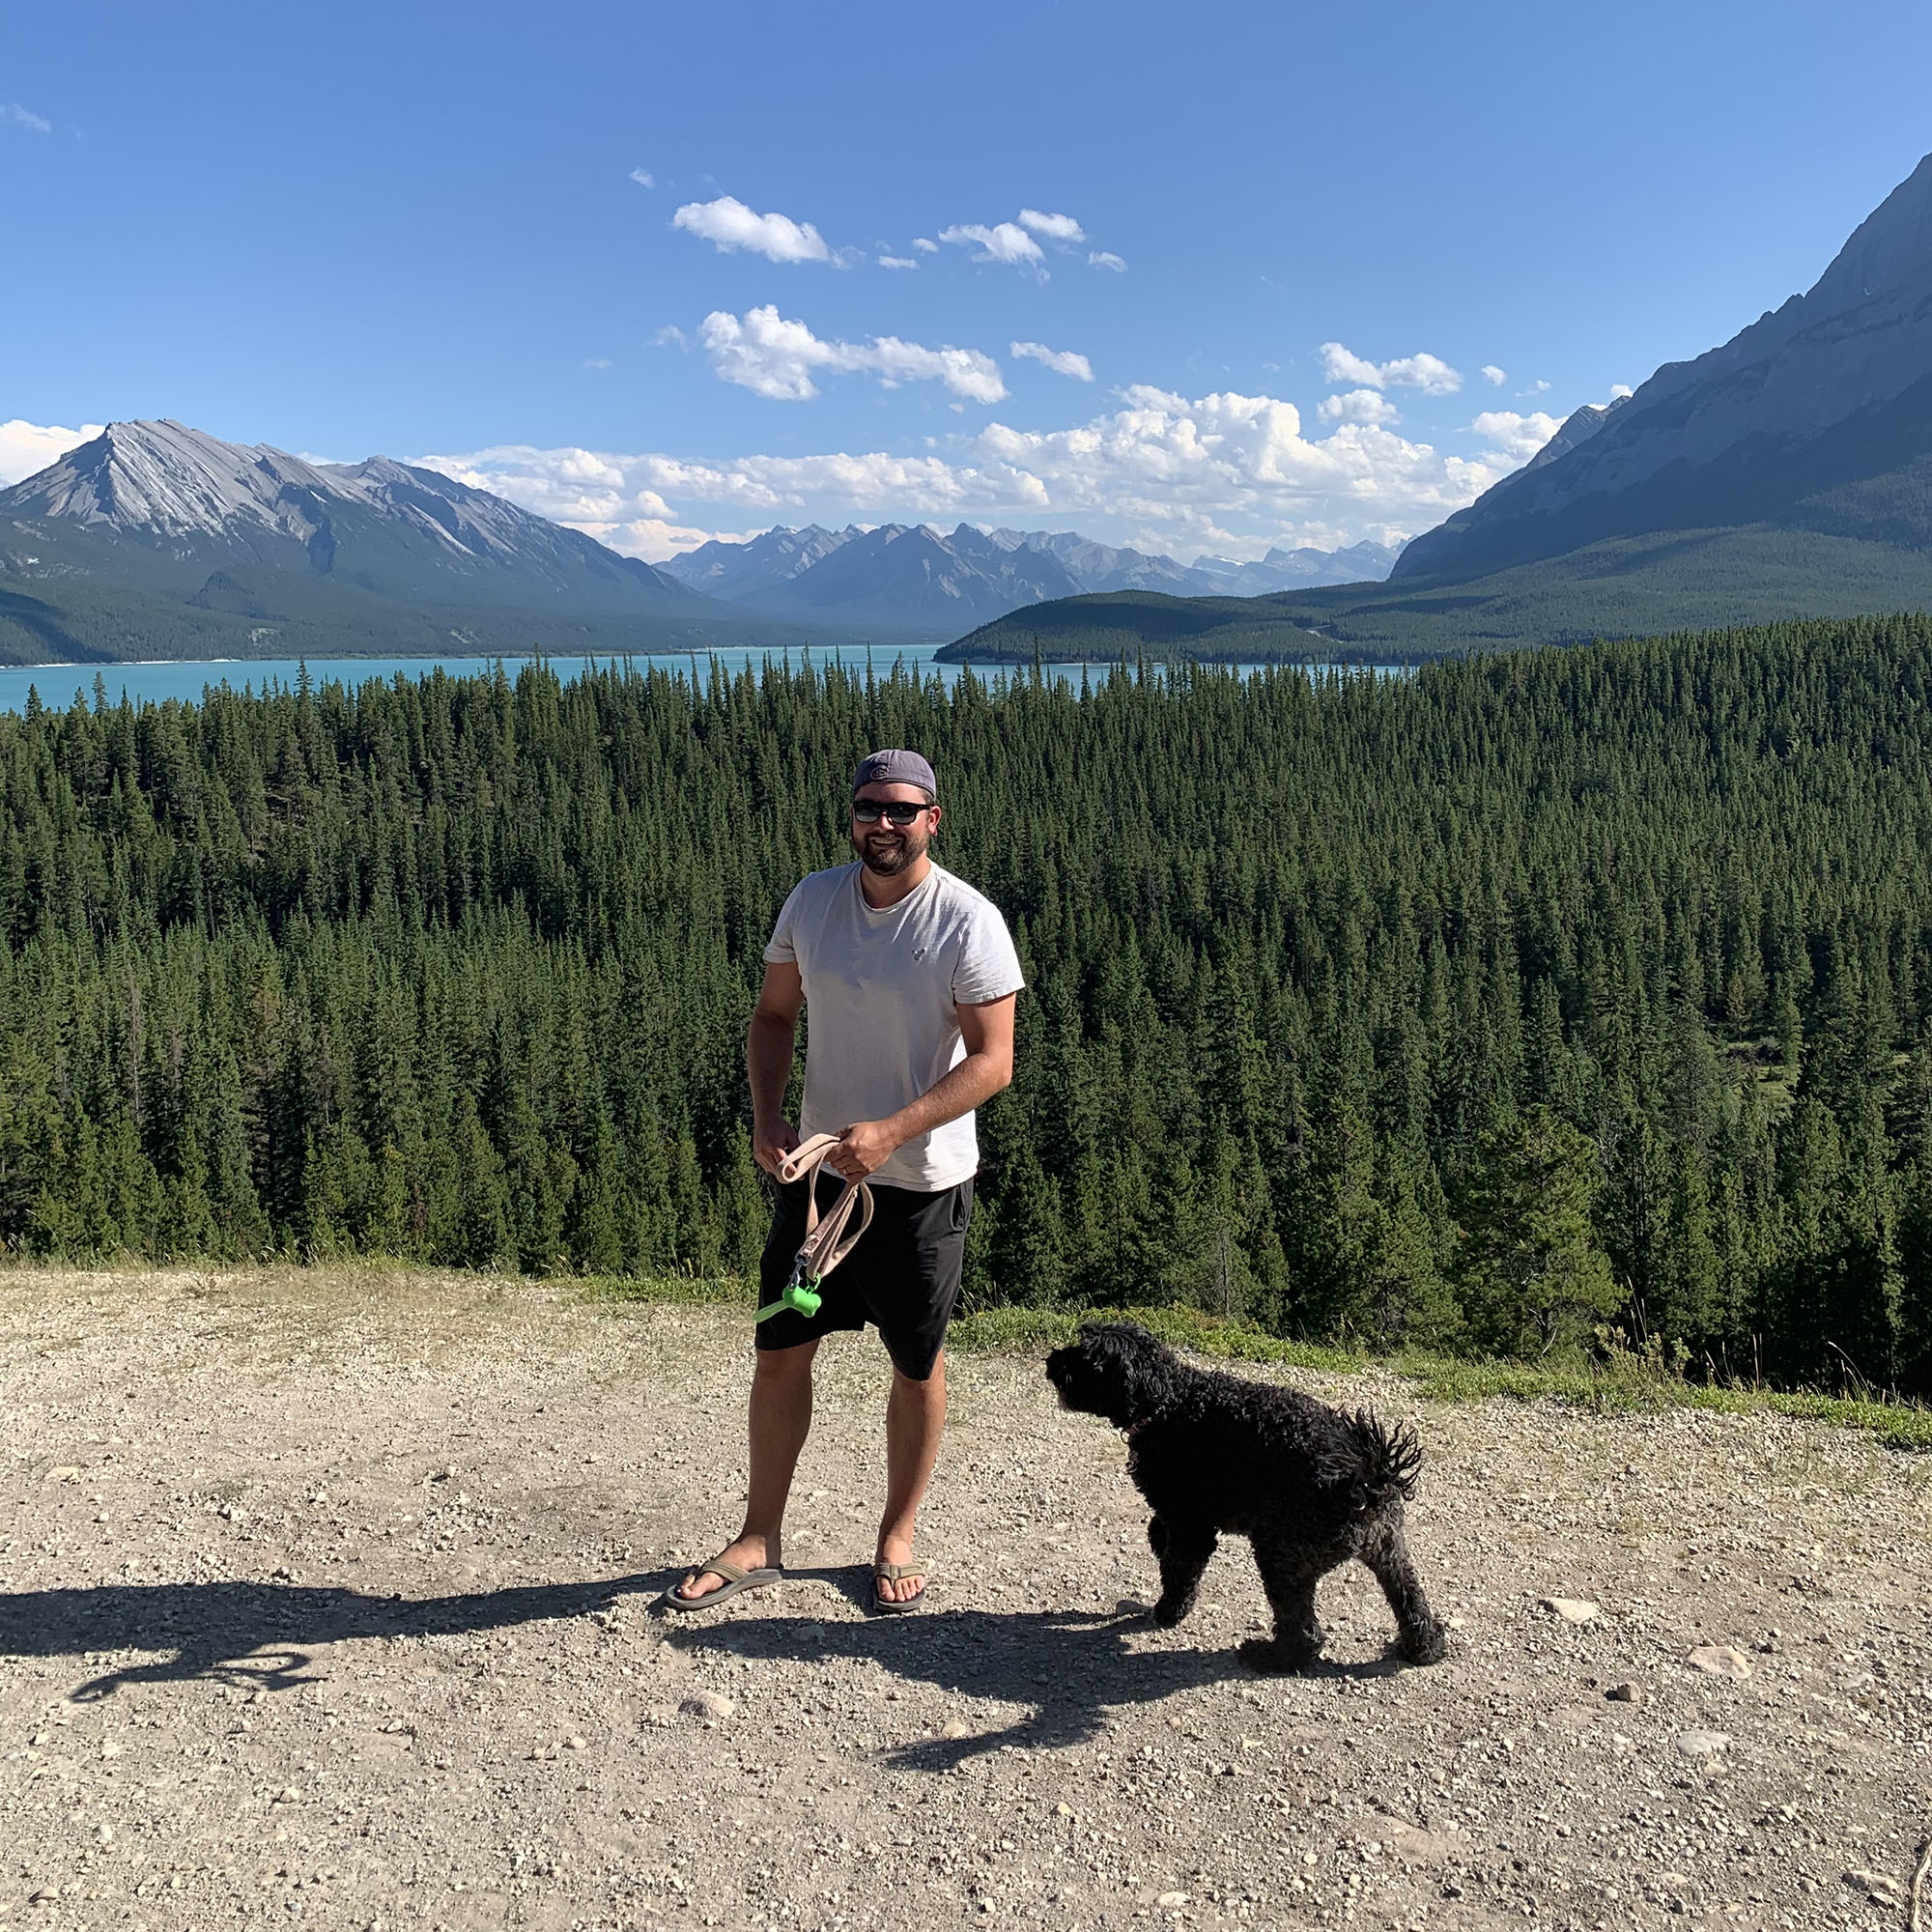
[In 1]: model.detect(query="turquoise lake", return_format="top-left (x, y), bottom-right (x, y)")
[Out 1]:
top-left (0, 648), bottom-right (1395, 714)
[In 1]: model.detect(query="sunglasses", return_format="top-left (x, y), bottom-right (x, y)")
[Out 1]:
top-left (851, 798), bottom-right (931, 827)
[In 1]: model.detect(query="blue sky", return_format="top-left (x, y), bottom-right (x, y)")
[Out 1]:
top-left (4, 0), bottom-right (1930, 561)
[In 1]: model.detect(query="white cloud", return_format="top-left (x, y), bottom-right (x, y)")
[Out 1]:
top-left (1317, 388), bottom-right (1402, 427)
top-left (652, 324), bottom-right (689, 348)
top-left (1519, 379), bottom-right (1551, 396)
top-left (672, 195), bottom-right (831, 265)
top-left (1318, 342), bottom-right (1463, 396)
top-left (971, 389), bottom-right (1507, 534)
top-left (421, 382), bottom-right (1543, 563)
top-left (1010, 341), bottom-right (1094, 383)
top-left (417, 440), bottom-right (1029, 557)
top-left (1610, 383), bottom-right (1634, 399)
top-left (877, 254), bottom-right (918, 270)
top-left (912, 237), bottom-right (938, 253)
top-left (628, 168), bottom-right (655, 188)
top-left (939, 221), bottom-right (1046, 273)
top-left (1480, 364), bottom-right (1507, 385)
top-left (582, 357), bottom-right (611, 370)
top-left (1017, 209), bottom-right (1085, 243)
top-left (697, 304), bottom-right (1007, 403)
top-left (3, 102), bottom-right (51, 133)
top-left (1088, 250), bottom-right (1127, 272)
top-left (1470, 409), bottom-right (1563, 462)
top-left (0, 417), bottom-right (101, 485)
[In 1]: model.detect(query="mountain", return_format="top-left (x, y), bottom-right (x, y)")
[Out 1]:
top-left (950, 153), bottom-right (1932, 661)
top-left (1394, 153), bottom-right (1932, 583)
top-left (1187, 540), bottom-right (1403, 594)
top-left (659, 522), bottom-right (1396, 637)
top-left (664, 522), bottom-right (1085, 635)
top-left (0, 420), bottom-right (836, 664)
top-left (983, 528), bottom-right (1213, 594)
top-left (732, 523), bottom-right (1088, 633)
top-left (937, 591), bottom-right (1335, 665)
top-left (939, 524), bottom-right (1932, 663)
top-left (657, 523), bottom-right (855, 600)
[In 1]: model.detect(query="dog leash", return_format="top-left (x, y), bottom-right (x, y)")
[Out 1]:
top-left (754, 1133), bottom-right (874, 1323)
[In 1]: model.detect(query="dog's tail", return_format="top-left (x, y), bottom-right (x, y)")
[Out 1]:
top-left (1320, 1411), bottom-right (1425, 1511)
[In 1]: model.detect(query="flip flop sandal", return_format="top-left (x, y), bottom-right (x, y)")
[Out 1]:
top-left (662, 1557), bottom-right (783, 1613)
top-left (872, 1561), bottom-right (927, 1615)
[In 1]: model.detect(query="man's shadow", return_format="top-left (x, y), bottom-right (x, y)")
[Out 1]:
top-left (1, 1565), bottom-right (1404, 1764)
top-left (0, 1572), bottom-right (668, 1704)
top-left (659, 1563), bottom-right (1407, 1766)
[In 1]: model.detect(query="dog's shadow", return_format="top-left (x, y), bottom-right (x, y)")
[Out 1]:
top-left (660, 1563), bottom-right (1409, 1765)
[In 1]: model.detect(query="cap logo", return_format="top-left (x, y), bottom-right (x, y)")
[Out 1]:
top-left (852, 748), bottom-right (938, 797)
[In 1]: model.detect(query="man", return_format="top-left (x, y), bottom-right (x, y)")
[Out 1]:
top-left (668, 749), bottom-right (1024, 1614)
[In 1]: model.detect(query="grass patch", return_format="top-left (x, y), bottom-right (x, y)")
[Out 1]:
top-left (1404, 1356), bottom-right (1932, 1451)
top-left (584, 1271), bottom-right (750, 1308)
top-left (580, 1281), bottom-right (1932, 1447)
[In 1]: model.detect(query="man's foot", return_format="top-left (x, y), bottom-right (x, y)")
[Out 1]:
top-left (872, 1561), bottom-right (926, 1614)
top-left (671, 1535), bottom-right (779, 1605)
top-left (873, 1531), bottom-right (924, 1607)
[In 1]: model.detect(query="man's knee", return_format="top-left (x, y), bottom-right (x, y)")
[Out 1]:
top-left (754, 1339), bottom-right (819, 1385)
top-left (891, 1348), bottom-right (946, 1392)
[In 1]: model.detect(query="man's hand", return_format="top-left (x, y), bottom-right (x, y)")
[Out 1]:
top-left (830, 1119), bottom-right (900, 1180)
top-left (753, 1118), bottom-right (801, 1177)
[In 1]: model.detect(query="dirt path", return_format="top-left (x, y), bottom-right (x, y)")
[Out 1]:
top-left (1, 1267), bottom-right (1929, 1931)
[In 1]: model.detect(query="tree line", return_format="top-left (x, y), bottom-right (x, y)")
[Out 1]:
top-left (4, 617), bottom-right (1932, 1393)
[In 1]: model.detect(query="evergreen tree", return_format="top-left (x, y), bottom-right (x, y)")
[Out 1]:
top-left (1453, 1108), bottom-right (1621, 1356)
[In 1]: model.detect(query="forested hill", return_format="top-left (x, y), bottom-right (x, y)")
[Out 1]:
top-left (4, 619), bottom-right (1932, 1395)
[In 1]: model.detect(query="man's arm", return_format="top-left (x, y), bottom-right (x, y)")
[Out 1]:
top-left (748, 959), bottom-right (806, 1176)
top-left (829, 993), bottom-right (1017, 1181)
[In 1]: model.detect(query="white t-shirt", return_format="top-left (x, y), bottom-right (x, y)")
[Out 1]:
top-left (764, 861), bottom-right (1026, 1191)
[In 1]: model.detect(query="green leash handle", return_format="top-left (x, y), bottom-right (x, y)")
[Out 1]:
top-left (753, 1135), bottom-right (872, 1325)
top-left (755, 1276), bottom-right (822, 1323)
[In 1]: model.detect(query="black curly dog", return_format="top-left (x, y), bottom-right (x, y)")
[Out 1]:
top-left (1046, 1321), bottom-right (1448, 1673)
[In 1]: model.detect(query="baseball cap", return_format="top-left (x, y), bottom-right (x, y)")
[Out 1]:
top-left (851, 749), bottom-right (937, 798)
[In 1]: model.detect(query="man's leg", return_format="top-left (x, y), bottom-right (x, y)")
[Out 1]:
top-left (876, 1348), bottom-right (946, 1604)
top-left (672, 1337), bottom-right (819, 1602)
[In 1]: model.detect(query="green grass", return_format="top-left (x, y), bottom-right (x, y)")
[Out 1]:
top-left (587, 1270), bottom-right (748, 1307)
top-left (1406, 1356), bottom-right (1932, 1451)
top-left (587, 1275), bottom-right (1932, 1450)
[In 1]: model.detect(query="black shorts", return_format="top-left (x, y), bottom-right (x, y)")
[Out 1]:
top-left (755, 1172), bottom-right (974, 1380)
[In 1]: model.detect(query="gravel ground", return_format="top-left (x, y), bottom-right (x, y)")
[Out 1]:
top-left (1, 1265), bottom-right (1929, 1932)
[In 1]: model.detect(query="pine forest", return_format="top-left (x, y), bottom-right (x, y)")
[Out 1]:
top-left (4, 614), bottom-right (1932, 1397)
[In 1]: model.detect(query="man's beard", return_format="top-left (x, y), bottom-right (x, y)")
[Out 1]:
top-left (855, 826), bottom-right (929, 877)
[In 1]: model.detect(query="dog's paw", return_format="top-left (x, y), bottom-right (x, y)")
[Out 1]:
top-left (1398, 1625), bottom-right (1450, 1665)
top-left (1238, 1637), bottom-right (1321, 1676)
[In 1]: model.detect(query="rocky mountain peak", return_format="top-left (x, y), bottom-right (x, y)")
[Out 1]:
top-left (1808, 150), bottom-right (1932, 312)
top-left (1393, 150), bottom-right (1932, 583)
top-left (10, 419), bottom-right (340, 539)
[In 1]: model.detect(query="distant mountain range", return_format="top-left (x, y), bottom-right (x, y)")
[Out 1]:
top-left (31, 151), bottom-right (1932, 670)
top-left (659, 524), bottom-right (1401, 637)
top-left (0, 420), bottom-right (841, 664)
top-left (1183, 540), bottom-right (1406, 593)
top-left (950, 150), bottom-right (1932, 661)
top-left (0, 420), bottom-right (1405, 664)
